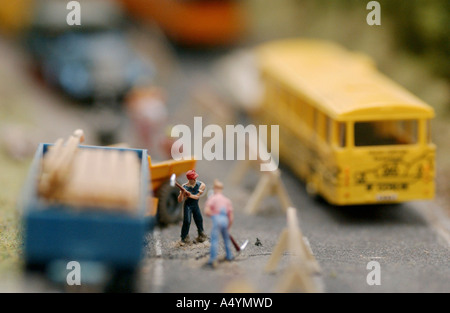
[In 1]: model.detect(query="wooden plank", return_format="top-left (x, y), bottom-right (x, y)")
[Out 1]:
top-left (38, 130), bottom-right (144, 213)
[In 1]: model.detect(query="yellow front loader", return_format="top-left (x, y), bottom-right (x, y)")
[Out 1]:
top-left (147, 156), bottom-right (196, 225)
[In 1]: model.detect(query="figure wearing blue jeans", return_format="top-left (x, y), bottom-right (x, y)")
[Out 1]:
top-left (204, 180), bottom-right (234, 267)
top-left (210, 208), bottom-right (233, 264)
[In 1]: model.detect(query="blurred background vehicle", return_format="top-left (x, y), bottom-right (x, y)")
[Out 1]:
top-left (117, 0), bottom-right (246, 47)
top-left (25, 0), bottom-right (155, 104)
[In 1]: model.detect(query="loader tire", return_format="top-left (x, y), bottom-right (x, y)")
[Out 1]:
top-left (156, 181), bottom-right (183, 225)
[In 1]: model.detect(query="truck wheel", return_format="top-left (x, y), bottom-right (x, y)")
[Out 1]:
top-left (25, 262), bottom-right (46, 273)
top-left (156, 181), bottom-right (183, 225)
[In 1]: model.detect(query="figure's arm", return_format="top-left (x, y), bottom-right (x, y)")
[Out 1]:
top-left (178, 190), bottom-right (186, 203)
top-left (227, 200), bottom-right (234, 229)
top-left (177, 184), bottom-right (190, 202)
top-left (188, 182), bottom-right (205, 200)
top-left (188, 193), bottom-right (200, 200)
top-left (199, 182), bottom-right (206, 195)
top-left (228, 210), bottom-right (234, 229)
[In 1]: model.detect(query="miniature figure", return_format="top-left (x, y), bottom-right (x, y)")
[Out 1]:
top-left (204, 179), bottom-right (234, 267)
top-left (159, 125), bottom-right (177, 159)
top-left (178, 170), bottom-right (207, 244)
top-left (125, 86), bottom-right (168, 158)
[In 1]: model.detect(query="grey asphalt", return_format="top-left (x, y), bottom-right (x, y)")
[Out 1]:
top-left (137, 48), bottom-right (450, 293)
top-left (139, 159), bottom-right (450, 293)
top-left (2, 34), bottom-right (448, 294)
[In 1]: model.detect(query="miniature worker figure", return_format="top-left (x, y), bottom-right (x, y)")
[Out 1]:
top-left (204, 179), bottom-right (234, 268)
top-left (125, 86), bottom-right (168, 157)
top-left (178, 170), bottom-right (207, 244)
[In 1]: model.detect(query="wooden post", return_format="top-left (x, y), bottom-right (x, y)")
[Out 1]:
top-left (39, 130), bottom-right (141, 214)
top-left (243, 169), bottom-right (292, 215)
top-left (222, 279), bottom-right (257, 293)
top-left (265, 207), bottom-right (321, 293)
top-left (39, 129), bottom-right (84, 197)
top-left (264, 228), bottom-right (288, 273)
top-left (275, 264), bottom-right (316, 293)
top-left (230, 139), bottom-right (292, 214)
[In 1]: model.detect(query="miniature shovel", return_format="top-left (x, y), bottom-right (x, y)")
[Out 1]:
top-left (230, 235), bottom-right (249, 253)
top-left (170, 173), bottom-right (191, 196)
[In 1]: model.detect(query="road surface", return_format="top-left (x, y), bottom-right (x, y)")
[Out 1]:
top-left (1, 32), bottom-right (448, 293)
top-left (135, 47), bottom-right (450, 293)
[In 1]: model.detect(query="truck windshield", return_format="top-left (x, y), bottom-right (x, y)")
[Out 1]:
top-left (354, 120), bottom-right (418, 146)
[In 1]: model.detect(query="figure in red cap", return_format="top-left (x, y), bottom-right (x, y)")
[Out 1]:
top-left (178, 170), bottom-right (207, 244)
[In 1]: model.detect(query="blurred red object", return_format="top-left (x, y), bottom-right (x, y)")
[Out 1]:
top-left (125, 86), bottom-right (168, 155)
top-left (117, 0), bottom-right (246, 47)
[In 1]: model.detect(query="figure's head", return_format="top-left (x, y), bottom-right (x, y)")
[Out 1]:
top-left (213, 179), bottom-right (224, 193)
top-left (125, 86), bottom-right (165, 113)
top-left (186, 170), bottom-right (198, 183)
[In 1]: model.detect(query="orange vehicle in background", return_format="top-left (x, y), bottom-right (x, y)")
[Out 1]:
top-left (117, 0), bottom-right (246, 47)
top-left (0, 0), bottom-right (34, 35)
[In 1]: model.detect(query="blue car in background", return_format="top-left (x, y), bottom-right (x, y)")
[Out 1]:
top-left (26, 0), bottom-right (155, 103)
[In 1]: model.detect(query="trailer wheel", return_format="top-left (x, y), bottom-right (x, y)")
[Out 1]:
top-left (156, 181), bottom-right (183, 225)
top-left (25, 262), bottom-right (46, 273)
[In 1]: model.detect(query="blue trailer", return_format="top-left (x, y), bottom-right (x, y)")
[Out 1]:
top-left (20, 143), bottom-right (154, 291)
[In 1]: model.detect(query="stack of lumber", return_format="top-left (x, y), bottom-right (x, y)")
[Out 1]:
top-left (38, 130), bottom-right (141, 213)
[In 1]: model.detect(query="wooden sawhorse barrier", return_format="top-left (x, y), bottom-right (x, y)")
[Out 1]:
top-left (227, 139), bottom-right (293, 215)
top-left (265, 207), bottom-right (321, 293)
top-left (243, 168), bottom-right (292, 215)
